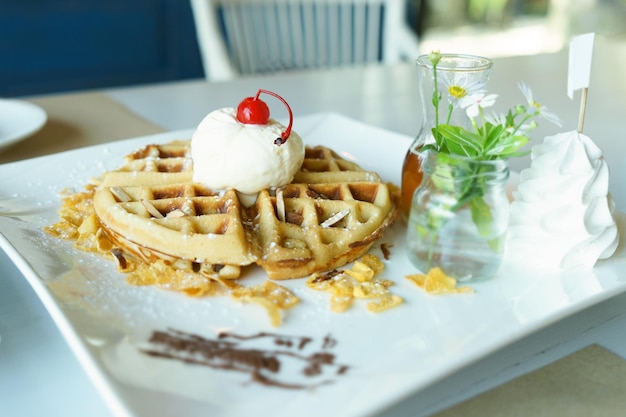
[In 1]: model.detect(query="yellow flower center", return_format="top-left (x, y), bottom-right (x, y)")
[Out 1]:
top-left (532, 99), bottom-right (541, 109)
top-left (448, 85), bottom-right (466, 99)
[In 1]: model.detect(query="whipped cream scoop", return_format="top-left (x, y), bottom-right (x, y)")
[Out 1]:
top-left (506, 130), bottom-right (619, 269)
top-left (191, 107), bottom-right (304, 195)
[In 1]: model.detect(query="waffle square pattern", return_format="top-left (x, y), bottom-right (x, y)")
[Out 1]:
top-left (93, 141), bottom-right (397, 280)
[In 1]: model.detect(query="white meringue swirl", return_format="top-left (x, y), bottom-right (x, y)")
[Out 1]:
top-left (506, 130), bottom-right (619, 270)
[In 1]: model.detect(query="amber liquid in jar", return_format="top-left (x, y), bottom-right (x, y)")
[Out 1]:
top-left (400, 149), bottom-right (424, 220)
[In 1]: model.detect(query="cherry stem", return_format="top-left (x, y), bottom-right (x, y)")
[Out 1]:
top-left (255, 89), bottom-right (293, 145)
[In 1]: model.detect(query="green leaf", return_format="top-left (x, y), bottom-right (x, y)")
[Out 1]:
top-left (435, 125), bottom-right (483, 157)
top-left (451, 184), bottom-right (482, 211)
top-left (482, 123), bottom-right (505, 150)
top-left (469, 196), bottom-right (493, 237)
top-left (485, 135), bottom-right (529, 157)
top-left (421, 143), bottom-right (439, 153)
top-left (487, 235), bottom-right (505, 253)
top-left (431, 160), bottom-right (456, 193)
top-left (499, 150), bottom-right (530, 159)
top-left (430, 127), bottom-right (445, 151)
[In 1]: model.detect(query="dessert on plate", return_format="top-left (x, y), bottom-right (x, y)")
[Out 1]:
top-left (67, 90), bottom-right (397, 282)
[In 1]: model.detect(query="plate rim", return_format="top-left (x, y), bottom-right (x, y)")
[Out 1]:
top-left (0, 98), bottom-right (48, 149)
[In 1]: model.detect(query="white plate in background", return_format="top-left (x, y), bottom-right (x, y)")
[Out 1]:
top-left (0, 99), bottom-right (47, 149)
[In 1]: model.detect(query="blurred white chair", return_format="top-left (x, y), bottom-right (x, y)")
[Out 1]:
top-left (190, 0), bottom-right (421, 81)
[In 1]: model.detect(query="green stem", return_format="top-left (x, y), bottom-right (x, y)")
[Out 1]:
top-left (479, 106), bottom-right (487, 138)
top-left (432, 64), bottom-right (440, 148)
top-left (508, 112), bottom-right (534, 137)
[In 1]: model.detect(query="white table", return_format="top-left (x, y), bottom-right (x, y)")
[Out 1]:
top-left (2, 38), bottom-right (626, 417)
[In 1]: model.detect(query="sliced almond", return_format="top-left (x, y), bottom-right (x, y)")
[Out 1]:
top-left (110, 186), bottom-right (131, 202)
top-left (141, 199), bottom-right (164, 219)
top-left (166, 209), bottom-right (185, 218)
top-left (320, 209), bottom-right (350, 228)
top-left (276, 188), bottom-right (286, 222)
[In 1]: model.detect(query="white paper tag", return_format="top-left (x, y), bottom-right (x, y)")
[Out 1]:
top-left (568, 33), bottom-right (595, 99)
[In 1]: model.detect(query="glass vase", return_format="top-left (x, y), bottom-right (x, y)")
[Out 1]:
top-left (406, 150), bottom-right (510, 282)
top-left (400, 54), bottom-right (494, 220)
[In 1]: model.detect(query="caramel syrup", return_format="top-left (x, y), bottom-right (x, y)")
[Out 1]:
top-left (400, 149), bottom-right (424, 220)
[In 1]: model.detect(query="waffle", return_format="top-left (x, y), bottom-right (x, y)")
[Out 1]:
top-left (93, 141), bottom-right (397, 280)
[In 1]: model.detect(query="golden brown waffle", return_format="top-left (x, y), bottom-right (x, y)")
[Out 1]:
top-left (254, 147), bottom-right (397, 279)
top-left (93, 141), bottom-right (397, 280)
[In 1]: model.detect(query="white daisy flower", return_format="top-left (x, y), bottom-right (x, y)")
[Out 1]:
top-left (460, 93), bottom-right (498, 118)
top-left (438, 70), bottom-right (486, 104)
top-left (485, 111), bottom-right (505, 126)
top-left (518, 81), bottom-right (562, 126)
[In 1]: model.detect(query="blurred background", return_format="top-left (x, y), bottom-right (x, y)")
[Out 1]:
top-left (1, 0), bottom-right (625, 97)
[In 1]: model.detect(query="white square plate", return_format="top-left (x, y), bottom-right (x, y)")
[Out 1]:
top-left (1, 113), bottom-right (625, 417)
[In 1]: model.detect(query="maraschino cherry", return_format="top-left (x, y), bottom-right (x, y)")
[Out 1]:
top-left (236, 89), bottom-right (293, 146)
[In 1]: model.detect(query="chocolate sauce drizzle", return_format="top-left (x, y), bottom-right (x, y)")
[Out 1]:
top-left (141, 329), bottom-right (349, 389)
